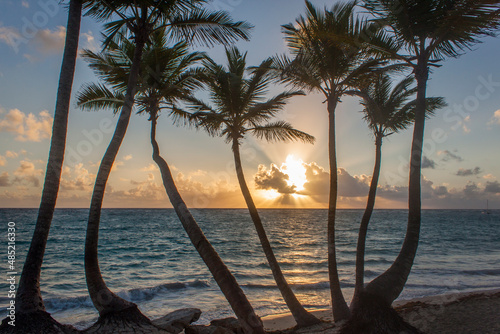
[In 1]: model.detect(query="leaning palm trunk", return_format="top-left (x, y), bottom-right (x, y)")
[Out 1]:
top-left (352, 135), bottom-right (382, 305)
top-left (327, 97), bottom-right (351, 321)
top-left (231, 139), bottom-right (321, 328)
top-left (149, 116), bottom-right (265, 334)
top-left (84, 36), bottom-right (147, 316)
top-left (3, 1), bottom-right (82, 332)
top-left (365, 64), bottom-right (429, 304)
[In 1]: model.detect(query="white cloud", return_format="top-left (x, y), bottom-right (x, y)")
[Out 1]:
top-left (0, 109), bottom-right (53, 141)
top-left (123, 154), bottom-right (133, 161)
top-left (60, 163), bottom-right (95, 191)
top-left (13, 160), bottom-right (43, 187)
top-left (80, 31), bottom-right (99, 52)
top-left (488, 110), bottom-right (500, 126)
top-left (0, 155), bottom-right (6, 166)
top-left (33, 26), bottom-right (66, 54)
top-left (140, 164), bottom-right (158, 172)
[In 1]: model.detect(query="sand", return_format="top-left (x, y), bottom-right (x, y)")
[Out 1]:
top-left (262, 289), bottom-right (500, 333)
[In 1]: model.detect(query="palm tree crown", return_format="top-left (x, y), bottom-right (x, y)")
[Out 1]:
top-left (78, 30), bottom-right (204, 118)
top-left (177, 47), bottom-right (315, 145)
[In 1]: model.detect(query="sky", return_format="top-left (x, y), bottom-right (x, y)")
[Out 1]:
top-left (0, 0), bottom-right (499, 209)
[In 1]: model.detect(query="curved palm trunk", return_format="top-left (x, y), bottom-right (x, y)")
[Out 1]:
top-left (232, 139), bottom-right (321, 328)
top-left (352, 135), bottom-right (383, 305)
top-left (85, 36), bottom-right (146, 315)
top-left (327, 97), bottom-right (351, 321)
top-left (16, 0), bottom-right (82, 314)
top-left (365, 61), bottom-right (429, 304)
top-left (149, 117), bottom-right (265, 334)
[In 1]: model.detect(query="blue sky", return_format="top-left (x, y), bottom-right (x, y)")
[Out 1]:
top-left (0, 0), bottom-right (499, 209)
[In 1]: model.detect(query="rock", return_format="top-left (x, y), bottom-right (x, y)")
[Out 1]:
top-left (185, 325), bottom-right (233, 334)
top-left (210, 317), bottom-right (243, 333)
top-left (152, 308), bottom-right (202, 334)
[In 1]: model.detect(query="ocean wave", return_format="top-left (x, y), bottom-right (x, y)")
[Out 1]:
top-left (39, 280), bottom-right (211, 312)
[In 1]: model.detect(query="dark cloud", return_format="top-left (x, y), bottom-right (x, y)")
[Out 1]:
top-left (463, 182), bottom-right (479, 197)
top-left (456, 167), bottom-right (482, 177)
top-left (421, 156), bottom-right (437, 169)
top-left (254, 164), bottom-right (296, 194)
top-left (301, 162), bottom-right (329, 196)
top-left (0, 172), bottom-right (10, 187)
top-left (439, 150), bottom-right (463, 162)
top-left (484, 181), bottom-right (500, 194)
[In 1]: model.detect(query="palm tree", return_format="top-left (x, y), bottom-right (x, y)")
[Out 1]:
top-left (361, 0), bottom-right (500, 306)
top-left (2, 1), bottom-right (83, 333)
top-left (78, 34), bottom-right (265, 333)
top-left (173, 47), bottom-right (320, 328)
top-left (345, 73), bottom-right (445, 305)
top-left (275, 0), bottom-right (386, 321)
top-left (80, 0), bottom-right (251, 329)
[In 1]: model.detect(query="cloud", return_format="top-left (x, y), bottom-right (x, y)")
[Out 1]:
top-left (80, 31), bottom-right (99, 52)
top-left (21, 1), bottom-right (29, 8)
top-left (60, 163), bottom-right (95, 191)
top-left (5, 151), bottom-right (18, 158)
top-left (484, 181), bottom-right (500, 194)
top-left (438, 150), bottom-right (463, 162)
top-left (0, 26), bottom-right (22, 50)
top-left (456, 167), bottom-right (482, 177)
top-left (421, 156), bottom-right (436, 169)
top-left (255, 160), bottom-right (370, 199)
top-left (13, 160), bottom-right (43, 187)
top-left (0, 172), bottom-right (10, 187)
top-left (0, 109), bottom-right (53, 141)
top-left (461, 115), bottom-right (471, 134)
top-left (140, 164), bottom-right (159, 172)
top-left (255, 164), bottom-right (295, 194)
top-left (0, 155), bottom-right (5, 166)
top-left (488, 110), bottom-right (500, 126)
top-left (123, 154), bottom-right (133, 161)
top-left (33, 26), bottom-right (66, 54)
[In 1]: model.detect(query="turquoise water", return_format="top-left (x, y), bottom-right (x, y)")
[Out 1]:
top-left (0, 209), bottom-right (499, 329)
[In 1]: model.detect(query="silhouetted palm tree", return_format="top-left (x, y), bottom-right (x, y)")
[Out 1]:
top-left (275, 0), bottom-right (385, 321)
top-left (3, 1), bottom-right (83, 333)
top-left (173, 47), bottom-right (320, 328)
top-left (362, 0), bottom-right (500, 305)
top-left (80, 0), bottom-right (251, 329)
top-left (78, 33), bottom-right (265, 333)
top-left (346, 73), bottom-right (445, 304)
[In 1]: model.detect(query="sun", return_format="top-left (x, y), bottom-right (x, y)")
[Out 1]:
top-left (283, 154), bottom-right (307, 191)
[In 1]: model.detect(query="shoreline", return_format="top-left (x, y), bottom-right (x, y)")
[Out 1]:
top-left (262, 288), bottom-right (500, 333)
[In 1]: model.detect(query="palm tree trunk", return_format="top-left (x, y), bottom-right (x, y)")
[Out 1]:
top-left (231, 139), bottom-right (321, 328)
top-left (16, 0), bottom-right (82, 314)
top-left (327, 96), bottom-right (351, 321)
top-left (149, 117), bottom-right (265, 334)
top-left (365, 61), bottom-right (429, 304)
top-left (84, 35), bottom-right (146, 315)
top-left (352, 135), bottom-right (383, 305)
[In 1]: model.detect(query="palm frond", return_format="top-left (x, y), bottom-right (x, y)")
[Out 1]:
top-left (76, 83), bottom-right (125, 114)
top-left (166, 8), bottom-right (252, 47)
top-left (249, 121), bottom-right (315, 144)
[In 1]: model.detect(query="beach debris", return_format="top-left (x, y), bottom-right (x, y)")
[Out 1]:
top-left (152, 308), bottom-right (202, 333)
top-left (185, 317), bottom-right (243, 334)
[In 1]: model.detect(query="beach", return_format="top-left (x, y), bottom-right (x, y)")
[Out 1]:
top-left (262, 289), bottom-right (500, 333)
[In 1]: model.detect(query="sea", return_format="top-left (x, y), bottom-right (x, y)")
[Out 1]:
top-left (0, 209), bottom-right (499, 329)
